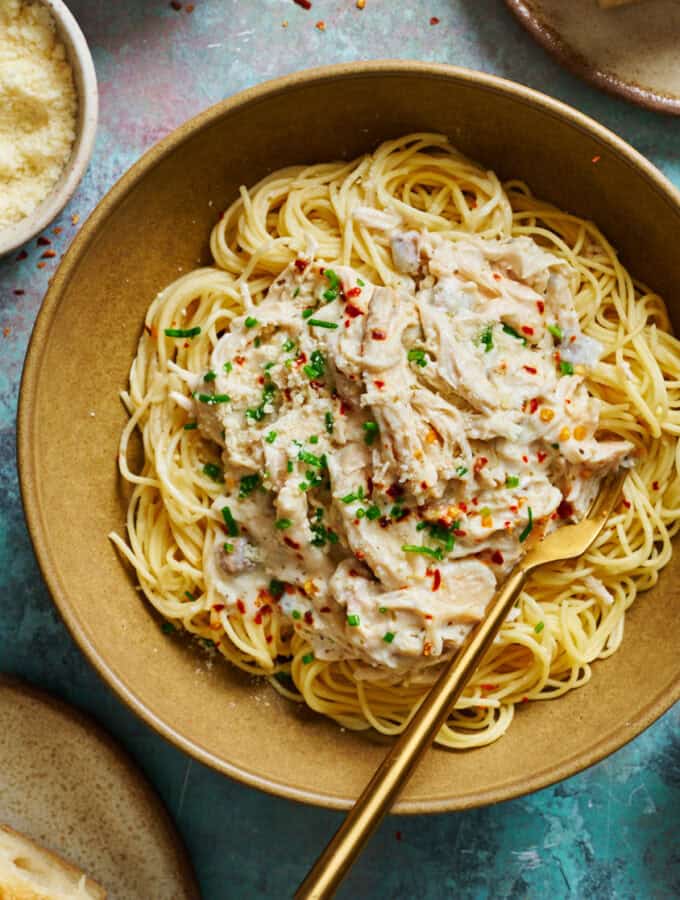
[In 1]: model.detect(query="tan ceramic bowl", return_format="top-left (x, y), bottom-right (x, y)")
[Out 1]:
top-left (18, 62), bottom-right (680, 813)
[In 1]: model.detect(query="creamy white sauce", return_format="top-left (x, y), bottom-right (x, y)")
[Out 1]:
top-left (191, 222), bottom-right (632, 675)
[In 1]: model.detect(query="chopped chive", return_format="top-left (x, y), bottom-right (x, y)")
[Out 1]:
top-left (383, 631), bottom-right (395, 643)
top-left (456, 466), bottom-right (468, 477)
top-left (407, 348), bottom-right (428, 367)
top-left (324, 269), bottom-right (340, 291)
top-left (161, 621), bottom-right (177, 634)
top-left (239, 473), bottom-right (261, 498)
top-left (287, 460), bottom-right (294, 473)
top-left (298, 450), bottom-right (324, 468)
top-left (347, 614), bottom-right (360, 627)
top-left (402, 544), bottom-right (444, 561)
top-left (502, 323), bottom-right (527, 345)
top-left (559, 360), bottom-right (574, 376)
top-left (302, 652), bottom-right (314, 664)
top-left (244, 316), bottom-right (259, 329)
top-left (356, 508), bottom-right (366, 519)
top-left (534, 621), bottom-right (545, 634)
top-left (308, 318), bottom-right (338, 329)
top-left (221, 506), bottom-right (239, 536)
top-left (164, 326), bottom-right (201, 338)
top-left (293, 287), bottom-right (301, 298)
top-left (275, 518), bottom-right (292, 530)
top-left (379, 606), bottom-right (388, 614)
top-left (283, 338), bottom-right (296, 352)
top-left (302, 308), bottom-right (314, 319)
top-left (203, 462), bottom-right (223, 482)
top-left (309, 435), bottom-right (319, 444)
top-left (204, 371), bottom-right (217, 382)
top-left (363, 421), bottom-right (379, 445)
top-left (269, 578), bottom-right (285, 599)
top-left (323, 288), bottom-right (338, 302)
top-left (198, 393), bottom-right (230, 404)
top-left (506, 475), bottom-right (520, 488)
top-left (265, 431), bottom-right (277, 444)
top-left (224, 361), bottom-right (233, 373)
top-left (325, 411), bottom-right (334, 434)
top-left (223, 542), bottom-right (234, 554)
top-left (341, 492), bottom-right (358, 504)
top-left (291, 610), bottom-right (301, 620)
top-left (357, 278), bottom-right (365, 287)
top-left (183, 421), bottom-right (198, 430)
top-left (390, 505), bottom-right (403, 519)
top-left (479, 325), bottom-right (494, 352)
top-left (551, 443), bottom-right (559, 450)
top-left (548, 324), bottom-right (563, 341)
top-left (519, 506), bottom-right (533, 543)
top-left (365, 505), bottom-right (381, 521)
top-left (246, 406), bottom-right (265, 422)
top-left (184, 591), bottom-right (195, 601)
top-left (254, 337), bottom-right (261, 348)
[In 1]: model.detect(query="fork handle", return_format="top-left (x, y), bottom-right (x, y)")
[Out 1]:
top-left (295, 566), bottom-right (528, 900)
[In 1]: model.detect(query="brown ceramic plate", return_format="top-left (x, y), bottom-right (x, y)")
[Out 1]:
top-left (18, 62), bottom-right (680, 813)
top-left (505, 0), bottom-right (680, 114)
top-left (0, 676), bottom-right (199, 898)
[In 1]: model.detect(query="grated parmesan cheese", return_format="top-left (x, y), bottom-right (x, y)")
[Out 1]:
top-left (0, 0), bottom-right (77, 228)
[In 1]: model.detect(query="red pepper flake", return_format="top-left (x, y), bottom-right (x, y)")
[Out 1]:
top-left (53, 226), bottom-right (62, 235)
top-left (185, 3), bottom-right (194, 11)
top-left (522, 455), bottom-right (529, 464)
top-left (170, 0), bottom-right (182, 9)
top-left (13, 289), bottom-right (24, 296)
top-left (504, 520), bottom-right (511, 528)
top-left (509, 505), bottom-right (518, 513)
top-left (284, 536), bottom-right (301, 550)
top-left (622, 499), bottom-right (631, 509)
top-left (234, 355), bottom-right (246, 365)
top-left (521, 326), bottom-right (534, 336)
top-left (523, 365), bottom-right (537, 375)
top-left (37, 236), bottom-right (51, 246)
top-left (557, 499), bottom-right (574, 519)
top-left (491, 550), bottom-right (504, 565)
top-left (294, 258), bottom-right (309, 272)
top-left (266, 635), bottom-right (273, 643)
top-left (16, 250), bottom-right (27, 261)
top-left (315, 19), bottom-right (325, 30)
top-left (295, 350), bottom-right (307, 366)
top-left (432, 569), bottom-right (441, 591)
top-left (355, 550), bottom-right (365, 560)
top-left (537, 451), bottom-right (547, 463)
top-left (395, 831), bottom-right (403, 842)
top-left (3, 327), bottom-right (11, 338)
top-left (481, 683), bottom-right (497, 692)
top-left (41, 249), bottom-right (56, 259)
top-left (592, 155), bottom-right (601, 164)
top-left (371, 329), bottom-right (387, 341)
top-left (344, 320), bottom-right (350, 328)
top-left (212, 603), bottom-right (225, 612)
top-left (37, 262), bottom-right (46, 269)
top-left (424, 613), bottom-right (433, 620)
top-left (521, 696), bottom-right (529, 703)
top-left (536, 300), bottom-right (545, 314)
top-left (304, 610), bottom-right (314, 625)
top-left (458, 502), bottom-right (467, 512)
top-left (283, 387), bottom-right (292, 402)
top-left (257, 375), bottom-right (265, 385)
top-left (453, 529), bottom-right (466, 537)
top-left (492, 272), bottom-right (501, 282)
top-left (345, 303), bottom-right (363, 318)
top-left (473, 456), bottom-right (488, 473)
top-left (284, 584), bottom-right (296, 594)
top-left (293, 0), bottom-right (312, 7)
top-left (320, 606), bottom-right (331, 613)
top-left (339, 400), bottom-right (351, 416)
top-left (420, 481), bottom-right (428, 491)
top-left (430, 16), bottom-right (440, 25)
top-left (346, 286), bottom-right (361, 299)
top-left (471, 497), bottom-right (479, 506)
top-left (652, 480), bottom-right (660, 491)
top-left (236, 599), bottom-right (246, 614)
top-left (374, 379), bottom-right (385, 389)
top-left (529, 397), bottom-right (539, 415)
top-left (254, 611), bottom-right (263, 625)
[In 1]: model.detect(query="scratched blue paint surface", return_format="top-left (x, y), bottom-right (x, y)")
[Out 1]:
top-left (0, 2), bottom-right (678, 897)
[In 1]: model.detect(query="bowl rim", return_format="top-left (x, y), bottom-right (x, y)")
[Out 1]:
top-left (18, 60), bottom-right (680, 813)
top-left (0, 0), bottom-right (99, 257)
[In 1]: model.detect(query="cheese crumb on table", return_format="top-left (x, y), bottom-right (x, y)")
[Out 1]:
top-left (0, 0), bottom-right (77, 229)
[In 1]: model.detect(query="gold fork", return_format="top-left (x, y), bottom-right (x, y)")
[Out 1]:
top-left (296, 469), bottom-right (627, 900)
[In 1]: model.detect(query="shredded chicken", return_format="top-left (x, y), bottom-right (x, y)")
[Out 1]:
top-left (192, 223), bottom-right (632, 674)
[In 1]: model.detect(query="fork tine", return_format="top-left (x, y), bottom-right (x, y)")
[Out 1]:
top-left (588, 469), bottom-right (628, 521)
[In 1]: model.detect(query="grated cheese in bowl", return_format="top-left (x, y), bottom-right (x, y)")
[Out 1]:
top-left (0, 0), bottom-right (77, 230)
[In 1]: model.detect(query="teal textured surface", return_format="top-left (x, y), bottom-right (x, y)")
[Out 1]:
top-left (0, 2), bottom-right (678, 897)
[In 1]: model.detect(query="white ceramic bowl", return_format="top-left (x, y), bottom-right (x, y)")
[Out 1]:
top-left (0, 0), bottom-right (98, 257)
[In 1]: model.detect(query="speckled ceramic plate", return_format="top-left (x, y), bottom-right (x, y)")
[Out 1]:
top-left (0, 677), bottom-right (199, 899)
top-left (505, 0), bottom-right (680, 114)
top-left (18, 62), bottom-right (680, 813)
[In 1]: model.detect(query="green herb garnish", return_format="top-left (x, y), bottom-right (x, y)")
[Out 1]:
top-left (548, 324), bottom-right (563, 341)
top-left (223, 542), bottom-right (234, 554)
top-left (302, 652), bottom-right (314, 664)
top-left (198, 393), bottom-right (230, 404)
top-left (283, 338), bottom-right (296, 352)
top-left (407, 348), bottom-right (428, 367)
top-left (519, 506), bottom-right (533, 543)
top-left (559, 360), bottom-right (574, 376)
top-left (239, 473), bottom-right (261, 498)
top-left (534, 621), bottom-right (545, 634)
top-left (183, 422), bottom-right (198, 430)
top-left (203, 462), bottom-right (223, 482)
top-left (164, 326), bottom-right (201, 338)
top-left (383, 632), bottom-right (395, 644)
top-left (402, 544), bottom-right (444, 561)
top-left (363, 421), bottom-right (379, 445)
top-left (244, 316), bottom-right (258, 329)
top-left (506, 475), bottom-right (520, 488)
top-left (456, 466), bottom-right (468, 477)
top-left (265, 431), bottom-right (277, 444)
top-left (308, 318), bottom-right (338, 329)
top-left (204, 371), bottom-right (216, 382)
top-left (325, 411), bottom-right (334, 434)
top-left (221, 506), bottom-right (239, 536)
top-left (347, 614), bottom-right (360, 627)
top-left (275, 518), bottom-right (292, 530)
top-left (502, 323), bottom-right (527, 345)
top-left (479, 325), bottom-right (494, 352)
top-left (365, 505), bottom-right (381, 521)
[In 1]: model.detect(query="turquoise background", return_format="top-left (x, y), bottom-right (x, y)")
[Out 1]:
top-left (0, 2), bottom-right (678, 897)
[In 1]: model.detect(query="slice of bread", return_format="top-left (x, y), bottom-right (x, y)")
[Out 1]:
top-left (0, 825), bottom-right (106, 900)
